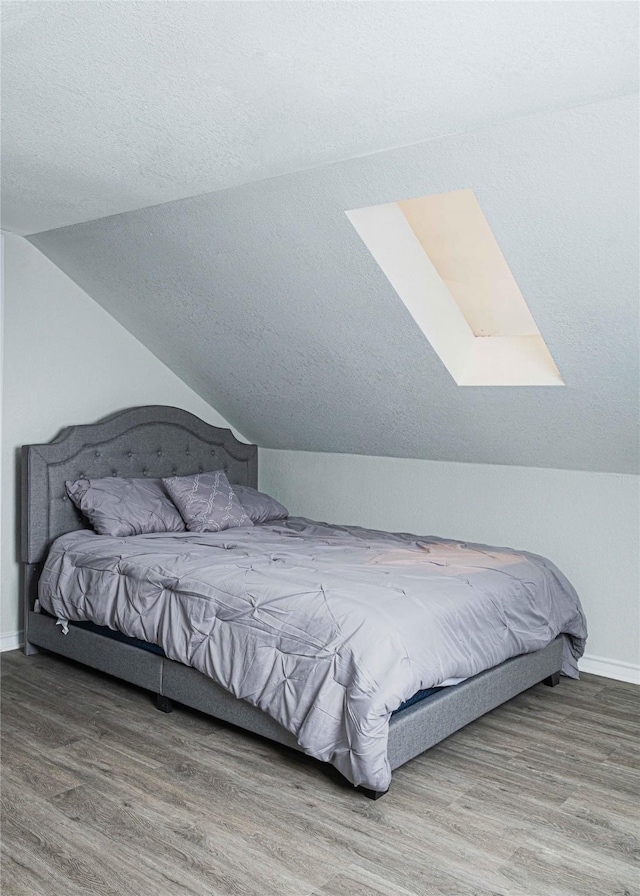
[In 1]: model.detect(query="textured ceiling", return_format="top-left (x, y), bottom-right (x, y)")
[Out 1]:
top-left (30, 96), bottom-right (639, 474)
top-left (2, 1), bottom-right (638, 234)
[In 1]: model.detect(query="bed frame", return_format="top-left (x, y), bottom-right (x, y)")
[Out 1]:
top-left (22, 405), bottom-right (563, 799)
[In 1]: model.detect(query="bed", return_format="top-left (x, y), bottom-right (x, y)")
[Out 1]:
top-left (22, 405), bottom-right (586, 798)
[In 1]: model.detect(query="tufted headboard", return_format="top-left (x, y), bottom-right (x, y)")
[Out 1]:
top-left (21, 405), bottom-right (257, 566)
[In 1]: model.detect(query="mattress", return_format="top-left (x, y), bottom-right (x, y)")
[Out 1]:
top-left (38, 517), bottom-right (587, 791)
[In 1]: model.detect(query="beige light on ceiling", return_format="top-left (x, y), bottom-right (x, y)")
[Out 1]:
top-left (346, 189), bottom-right (563, 386)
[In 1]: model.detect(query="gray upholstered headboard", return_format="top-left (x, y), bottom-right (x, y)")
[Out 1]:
top-left (21, 405), bottom-right (257, 566)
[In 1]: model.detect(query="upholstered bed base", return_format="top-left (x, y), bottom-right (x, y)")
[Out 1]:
top-left (25, 608), bottom-right (563, 795)
top-left (22, 406), bottom-right (564, 798)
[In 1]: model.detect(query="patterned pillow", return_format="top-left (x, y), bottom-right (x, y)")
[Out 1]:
top-left (163, 470), bottom-right (253, 533)
top-left (234, 485), bottom-right (288, 524)
top-left (65, 477), bottom-right (186, 537)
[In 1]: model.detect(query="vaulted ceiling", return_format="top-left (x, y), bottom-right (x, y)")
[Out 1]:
top-left (4, 3), bottom-right (639, 473)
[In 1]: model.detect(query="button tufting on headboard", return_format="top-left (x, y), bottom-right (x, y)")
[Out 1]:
top-left (22, 406), bottom-right (257, 566)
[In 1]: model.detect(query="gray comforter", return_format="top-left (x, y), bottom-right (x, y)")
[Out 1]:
top-left (38, 518), bottom-right (587, 791)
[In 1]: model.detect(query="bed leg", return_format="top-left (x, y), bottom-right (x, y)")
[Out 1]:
top-left (24, 641), bottom-right (40, 656)
top-left (543, 671), bottom-right (561, 687)
top-left (356, 786), bottom-right (388, 800)
top-left (156, 694), bottom-right (173, 713)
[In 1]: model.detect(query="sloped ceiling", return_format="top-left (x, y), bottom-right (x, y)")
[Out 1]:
top-left (4, 3), bottom-right (638, 472)
top-left (2, 1), bottom-right (638, 234)
top-left (30, 95), bottom-right (639, 473)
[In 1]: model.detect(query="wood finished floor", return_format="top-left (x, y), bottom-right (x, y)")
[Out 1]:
top-left (1, 650), bottom-right (638, 896)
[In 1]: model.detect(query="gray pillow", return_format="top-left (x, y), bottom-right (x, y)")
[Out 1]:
top-left (234, 485), bottom-right (288, 524)
top-left (163, 470), bottom-right (253, 533)
top-left (66, 477), bottom-right (186, 537)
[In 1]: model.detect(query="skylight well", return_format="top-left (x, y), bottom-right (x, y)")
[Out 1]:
top-left (346, 189), bottom-right (563, 386)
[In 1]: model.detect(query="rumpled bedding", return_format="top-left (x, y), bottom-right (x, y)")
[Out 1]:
top-left (38, 517), bottom-right (587, 791)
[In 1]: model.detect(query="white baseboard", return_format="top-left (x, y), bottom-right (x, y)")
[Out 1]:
top-left (0, 629), bottom-right (23, 653)
top-left (579, 653), bottom-right (640, 685)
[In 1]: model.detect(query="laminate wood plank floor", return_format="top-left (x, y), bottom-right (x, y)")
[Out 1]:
top-left (1, 650), bottom-right (638, 896)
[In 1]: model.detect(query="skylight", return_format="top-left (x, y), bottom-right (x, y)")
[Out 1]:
top-left (346, 189), bottom-right (563, 386)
